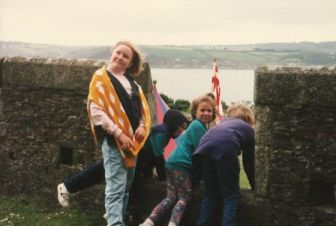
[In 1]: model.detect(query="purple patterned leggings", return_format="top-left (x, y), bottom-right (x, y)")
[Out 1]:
top-left (149, 169), bottom-right (192, 225)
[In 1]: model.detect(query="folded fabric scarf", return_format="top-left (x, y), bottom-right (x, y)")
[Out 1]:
top-left (88, 66), bottom-right (151, 167)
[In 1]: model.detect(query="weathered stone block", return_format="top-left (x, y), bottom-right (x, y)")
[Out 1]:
top-left (255, 67), bottom-right (336, 226)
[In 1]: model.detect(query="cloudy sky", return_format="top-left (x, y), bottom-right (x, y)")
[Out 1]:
top-left (1, 0), bottom-right (335, 46)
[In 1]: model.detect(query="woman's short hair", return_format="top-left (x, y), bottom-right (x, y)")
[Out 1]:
top-left (227, 102), bottom-right (255, 126)
top-left (113, 41), bottom-right (143, 76)
top-left (190, 95), bottom-right (216, 121)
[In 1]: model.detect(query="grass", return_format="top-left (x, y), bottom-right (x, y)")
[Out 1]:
top-left (0, 157), bottom-right (251, 226)
top-left (240, 169), bottom-right (251, 189)
top-left (0, 196), bottom-right (105, 226)
top-left (239, 156), bottom-right (252, 189)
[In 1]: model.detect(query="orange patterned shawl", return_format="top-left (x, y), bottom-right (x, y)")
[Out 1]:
top-left (87, 66), bottom-right (151, 167)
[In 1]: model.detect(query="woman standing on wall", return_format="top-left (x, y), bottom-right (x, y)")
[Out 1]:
top-left (87, 40), bottom-right (151, 226)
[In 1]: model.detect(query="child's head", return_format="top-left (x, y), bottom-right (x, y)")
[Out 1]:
top-left (190, 95), bottom-right (216, 123)
top-left (112, 40), bottom-right (143, 75)
top-left (163, 110), bottom-right (188, 138)
top-left (227, 102), bottom-right (255, 126)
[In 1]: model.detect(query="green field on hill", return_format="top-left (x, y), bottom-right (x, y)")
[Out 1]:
top-left (2, 41), bottom-right (335, 69)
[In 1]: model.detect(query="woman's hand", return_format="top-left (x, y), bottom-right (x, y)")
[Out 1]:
top-left (117, 133), bottom-right (134, 150)
top-left (134, 126), bottom-right (145, 141)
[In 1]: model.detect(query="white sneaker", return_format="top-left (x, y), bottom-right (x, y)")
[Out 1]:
top-left (139, 218), bottom-right (154, 226)
top-left (57, 183), bottom-right (70, 208)
top-left (103, 213), bottom-right (107, 221)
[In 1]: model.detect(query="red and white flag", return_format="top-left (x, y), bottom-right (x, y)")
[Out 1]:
top-left (211, 57), bottom-right (224, 121)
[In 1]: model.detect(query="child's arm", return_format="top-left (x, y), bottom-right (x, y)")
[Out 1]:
top-left (150, 133), bottom-right (167, 156)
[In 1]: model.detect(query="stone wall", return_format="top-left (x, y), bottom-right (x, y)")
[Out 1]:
top-left (0, 57), bottom-right (155, 203)
top-left (254, 67), bottom-right (336, 226)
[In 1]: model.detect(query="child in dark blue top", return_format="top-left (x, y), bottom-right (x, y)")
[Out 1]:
top-left (193, 102), bottom-right (255, 226)
top-left (140, 95), bottom-right (216, 226)
top-left (136, 109), bottom-right (189, 180)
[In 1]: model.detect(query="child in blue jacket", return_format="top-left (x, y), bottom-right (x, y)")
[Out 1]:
top-left (193, 102), bottom-right (255, 226)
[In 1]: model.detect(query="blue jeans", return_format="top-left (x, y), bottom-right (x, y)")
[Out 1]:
top-left (102, 138), bottom-right (135, 226)
top-left (64, 160), bottom-right (105, 193)
top-left (197, 155), bottom-right (240, 226)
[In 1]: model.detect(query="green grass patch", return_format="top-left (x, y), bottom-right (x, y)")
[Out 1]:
top-left (0, 158), bottom-right (251, 226)
top-left (0, 196), bottom-right (105, 226)
top-left (239, 156), bottom-right (252, 189)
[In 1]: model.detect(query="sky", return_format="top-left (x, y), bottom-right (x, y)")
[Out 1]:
top-left (1, 0), bottom-right (335, 46)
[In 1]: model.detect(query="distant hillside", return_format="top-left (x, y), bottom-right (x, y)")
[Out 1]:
top-left (1, 41), bottom-right (335, 69)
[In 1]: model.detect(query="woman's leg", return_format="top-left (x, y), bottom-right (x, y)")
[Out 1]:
top-left (123, 165), bottom-right (135, 215)
top-left (128, 156), bottom-right (141, 207)
top-left (102, 139), bottom-right (128, 226)
top-left (64, 160), bottom-right (105, 193)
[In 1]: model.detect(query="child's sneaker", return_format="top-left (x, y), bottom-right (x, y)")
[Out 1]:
top-left (57, 183), bottom-right (70, 207)
top-left (139, 218), bottom-right (154, 226)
